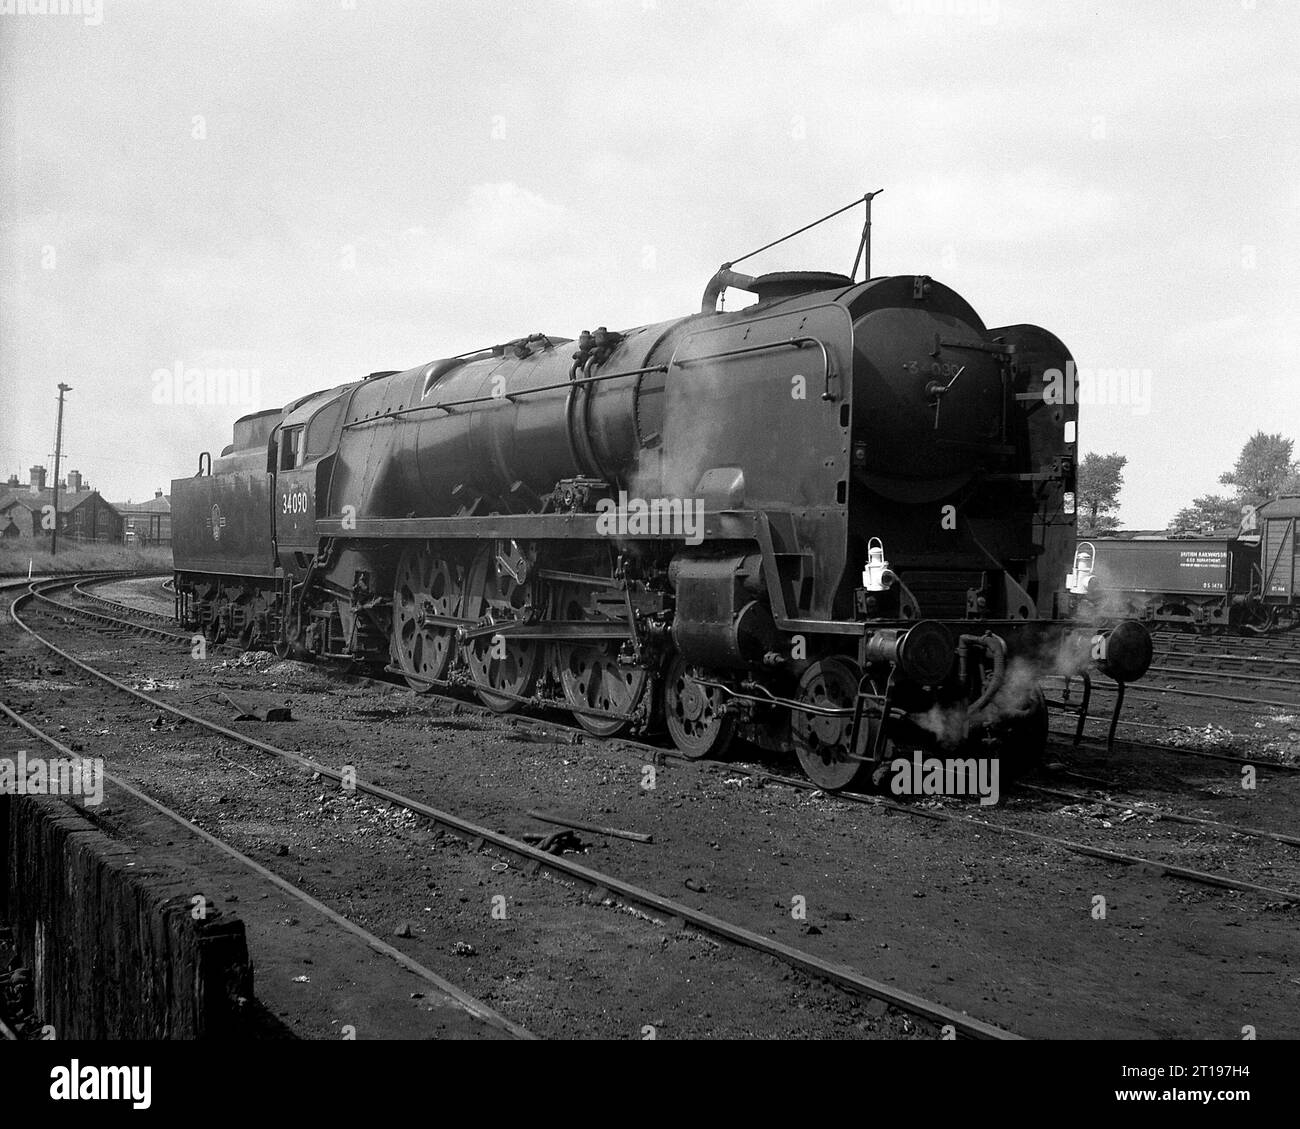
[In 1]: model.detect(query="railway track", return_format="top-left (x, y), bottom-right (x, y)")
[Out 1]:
top-left (45, 578), bottom-right (1300, 885)
top-left (3, 573), bottom-right (533, 1040)
top-left (1151, 627), bottom-right (1300, 661)
top-left (67, 576), bottom-right (1300, 762)
top-left (72, 575), bottom-right (1300, 763)
top-left (1151, 654), bottom-right (1300, 686)
top-left (1051, 721), bottom-right (1300, 774)
top-left (1051, 670), bottom-right (1298, 711)
top-left (1018, 781), bottom-right (1300, 849)
top-left (5, 575), bottom-right (1019, 1040)
top-left (29, 578), bottom-right (1300, 898)
top-left (73, 575), bottom-right (177, 619)
top-left (19, 575), bottom-right (1300, 1035)
top-left (1154, 637), bottom-right (1300, 666)
top-left (1145, 639), bottom-right (1300, 695)
top-left (0, 697), bottom-right (531, 1040)
top-left (61, 577), bottom-right (1300, 771)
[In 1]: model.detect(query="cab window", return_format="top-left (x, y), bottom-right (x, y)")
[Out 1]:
top-left (280, 426), bottom-right (304, 470)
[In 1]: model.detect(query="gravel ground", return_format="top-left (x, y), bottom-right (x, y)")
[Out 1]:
top-left (2, 578), bottom-right (1297, 1039)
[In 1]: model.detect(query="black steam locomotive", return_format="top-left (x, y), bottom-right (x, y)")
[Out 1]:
top-left (172, 257), bottom-right (1152, 789)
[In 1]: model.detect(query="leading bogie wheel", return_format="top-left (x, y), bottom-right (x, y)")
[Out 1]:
top-left (663, 654), bottom-right (734, 760)
top-left (792, 657), bottom-right (868, 791)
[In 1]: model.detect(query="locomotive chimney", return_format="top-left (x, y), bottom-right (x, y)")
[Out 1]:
top-left (700, 265), bottom-right (758, 314)
top-left (701, 267), bottom-right (855, 313)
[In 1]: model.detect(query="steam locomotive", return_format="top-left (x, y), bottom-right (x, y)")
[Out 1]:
top-left (171, 260), bottom-right (1153, 789)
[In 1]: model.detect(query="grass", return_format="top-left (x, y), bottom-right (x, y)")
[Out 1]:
top-left (0, 538), bottom-right (172, 576)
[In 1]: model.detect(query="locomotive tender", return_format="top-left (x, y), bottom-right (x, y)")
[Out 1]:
top-left (172, 256), bottom-right (1153, 789)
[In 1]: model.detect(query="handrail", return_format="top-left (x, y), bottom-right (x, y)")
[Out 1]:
top-left (340, 363), bottom-right (669, 431)
top-left (672, 336), bottom-right (837, 401)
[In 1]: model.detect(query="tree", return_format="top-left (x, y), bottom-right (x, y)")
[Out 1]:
top-left (1077, 452), bottom-right (1127, 532)
top-left (1169, 494), bottom-right (1241, 534)
top-left (1218, 432), bottom-right (1296, 508)
top-left (1168, 432), bottom-right (1300, 528)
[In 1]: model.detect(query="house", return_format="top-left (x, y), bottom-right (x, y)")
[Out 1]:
top-left (0, 466), bottom-right (124, 543)
top-left (114, 490), bottom-right (172, 546)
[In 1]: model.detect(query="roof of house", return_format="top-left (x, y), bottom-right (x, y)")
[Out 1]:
top-left (0, 488), bottom-right (115, 516)
top-left (114, 495), bottom-right (171, 515)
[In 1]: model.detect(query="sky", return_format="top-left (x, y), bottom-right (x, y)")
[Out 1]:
top-left (1, 0), bottom-right (1296, 524)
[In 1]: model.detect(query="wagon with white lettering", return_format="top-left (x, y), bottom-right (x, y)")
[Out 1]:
top-left (1066, 535), bottom-right (1270, 633)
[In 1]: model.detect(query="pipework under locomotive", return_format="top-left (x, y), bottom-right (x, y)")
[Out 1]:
top-left (172, 243), bottom-right (1152, 790)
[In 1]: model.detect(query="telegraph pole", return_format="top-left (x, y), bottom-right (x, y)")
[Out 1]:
top-left (50, 382), bottom-right (71, 555)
